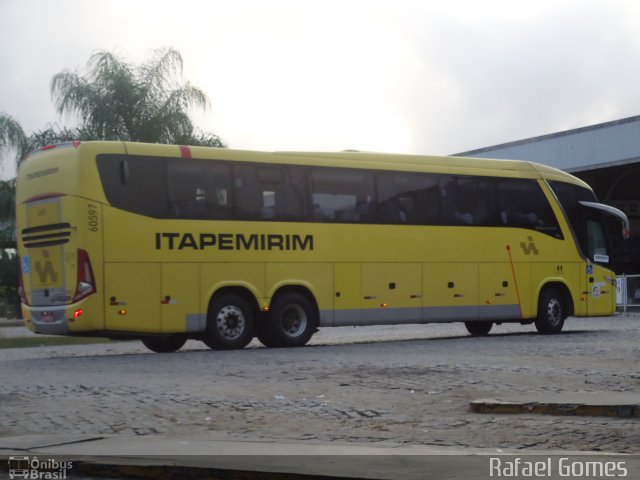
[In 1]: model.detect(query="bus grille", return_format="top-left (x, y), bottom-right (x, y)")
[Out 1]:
top-left (21, 223), bottom-right (72, 248)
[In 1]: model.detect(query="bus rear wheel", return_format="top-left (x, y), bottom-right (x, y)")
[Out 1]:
top-left (535, 288), bottom-right (566, 334)
top-left (142, 335), bottom-right (186, 353)
top-left (464, 321), bottom-right (493, 336)
top-left (258, 292), bottom-right (317, 348)
top-left (203, 294), bottom-right (255, 350)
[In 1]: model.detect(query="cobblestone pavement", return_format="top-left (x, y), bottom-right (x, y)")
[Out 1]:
top-left (1, 315), bottom-right (639, 453)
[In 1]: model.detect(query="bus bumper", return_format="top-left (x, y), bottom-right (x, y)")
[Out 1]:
top-left (22, 305), bottom-right (71, 335)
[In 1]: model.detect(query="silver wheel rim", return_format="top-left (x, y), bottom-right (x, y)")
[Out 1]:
top-left (547, 297), bottom-right (563, 326)
top-left (216, 305), bottom-right (245, 340)
top-left (281, 304), bottom-right (307, 337)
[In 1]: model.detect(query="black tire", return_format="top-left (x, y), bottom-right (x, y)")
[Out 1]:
top-left (203, 294), bottom-right (255, 350)
top-left (258, 292), bottom-right (317, 348)
top-left (464, 321), bottom-right (493, 336)
top-left (535, 288), bottom-right (566, 334)
top-left (141, 335), bottom-right (186, 353)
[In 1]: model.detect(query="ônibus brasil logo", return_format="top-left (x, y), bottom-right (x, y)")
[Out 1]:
top-left (8, 456), bottom-right (73, 479)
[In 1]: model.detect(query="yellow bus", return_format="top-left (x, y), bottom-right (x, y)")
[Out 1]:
top-left (16, 141), bottom-right (630, 352)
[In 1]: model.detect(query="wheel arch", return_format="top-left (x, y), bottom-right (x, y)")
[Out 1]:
top-left (207, 285), bottom-right (261, 317)
top-left (269, 284), bottom-right (320, 327)
top-left (536, 281), bottom-right (575, 317)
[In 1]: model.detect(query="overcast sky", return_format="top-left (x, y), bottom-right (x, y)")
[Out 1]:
top-left (2, 0), bottom-right (640, 178)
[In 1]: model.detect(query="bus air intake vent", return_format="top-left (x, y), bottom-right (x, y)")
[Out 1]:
top-left (21, 223), bottom-right (72, 248)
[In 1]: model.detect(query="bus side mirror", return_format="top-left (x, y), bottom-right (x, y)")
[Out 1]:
top-left (579, 201), bottom-right (630, 240)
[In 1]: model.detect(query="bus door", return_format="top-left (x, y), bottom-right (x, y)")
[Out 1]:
top-left (584, 216), bottom-right (615, 316)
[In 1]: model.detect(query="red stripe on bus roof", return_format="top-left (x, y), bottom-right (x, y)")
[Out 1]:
top-left (179, 145), bottom-right (192, 158)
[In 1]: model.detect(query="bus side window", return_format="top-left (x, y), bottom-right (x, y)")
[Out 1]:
top-left (234, 164), bottom-right (308, 221)
top-left (97, 154), bottom-right (170, 217)
top-left (454, 180), bottom-right (475, 225)
top-left (442, 177), bottom-right (481, 226)
top-left (276, 166), bottom-right (309, 220)
top-left (311, 167), bottom-right (375, 223)
top-left (167, 160), bottom-right (232, 219)
top-left (235, 165), bottom-right (265, 219)
top-left (376, 171), bottom-right (441, 225)
top-left (256, 167), bottom-right (282, 219)
top-left (376, 172), bottom-right (405, 223)
top-left (497, 179), bottom-right (562, 238)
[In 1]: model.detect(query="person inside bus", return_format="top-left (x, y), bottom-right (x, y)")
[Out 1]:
top-left (501, 208), bottom-right (540, 228)
top-left (454, 211), bottom-right (474, 225)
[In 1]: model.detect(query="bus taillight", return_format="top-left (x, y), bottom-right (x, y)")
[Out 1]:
top-left (73, 249), bottom-right (96, 303)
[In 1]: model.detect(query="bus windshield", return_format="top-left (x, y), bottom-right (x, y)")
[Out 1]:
top-left (548, 180), bottom-right (629, 264)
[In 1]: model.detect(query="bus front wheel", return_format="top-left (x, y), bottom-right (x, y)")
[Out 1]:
top-left (203, 294), bottom-right (255, 350)
top-left (535, 288), bottom-right (566, 334)
top-left (464, 321), bottom-right (493, 336)
top-left (142, 335), bottom-right (186, 353)
top-left (258, 292), bottom-right (317, 348)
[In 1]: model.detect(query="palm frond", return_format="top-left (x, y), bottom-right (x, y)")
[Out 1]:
top-left (49, 47), bottom-right (223, 146)
top-left (0, 113), bottom-right (27, 164)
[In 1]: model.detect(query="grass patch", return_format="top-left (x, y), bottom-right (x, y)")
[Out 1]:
top-left (0, 336), bottom-right (117, 349)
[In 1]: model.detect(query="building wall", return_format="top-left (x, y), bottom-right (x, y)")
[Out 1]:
top-left (457, 115), bottom-right (640, 173)
top-left (455, 116), bottom-right (640, 273)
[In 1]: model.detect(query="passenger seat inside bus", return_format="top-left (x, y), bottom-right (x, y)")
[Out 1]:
top-left (455, 211), bottom-right (474, 225)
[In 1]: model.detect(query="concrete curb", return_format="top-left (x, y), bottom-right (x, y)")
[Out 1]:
top-left (470, 392), bottom-right (640, 418)
top-left (2, 434), bottom-right (639, 480)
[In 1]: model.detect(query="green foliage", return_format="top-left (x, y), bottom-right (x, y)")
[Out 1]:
top-left (0, 112), bottom-right (27, 164)
top-left (0, 178), bottom-right (15, 228)
top-left (50, 48), bottom-right (226, 147)
top-left (0, 248), bottom-right (19, 318)
top-left (0, 179), bottom-right (18, 317)
top-left (2, 48), bottom-right (226, 168)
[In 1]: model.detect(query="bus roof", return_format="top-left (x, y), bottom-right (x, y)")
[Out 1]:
top-left (122, 140), bottom-right (589, 185)
top-left (20, 140), bottom-right (591, 190)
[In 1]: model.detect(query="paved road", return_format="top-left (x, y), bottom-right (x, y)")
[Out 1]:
top-left (1, 315), bottom-right (638, 453)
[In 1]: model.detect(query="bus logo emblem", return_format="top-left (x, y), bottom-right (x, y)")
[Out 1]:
top-left (520, 236), bottom-right (539, 255)
top-left (34, 250), bottom-right (58, 284)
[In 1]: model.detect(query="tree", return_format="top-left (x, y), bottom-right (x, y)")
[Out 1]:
top-left (0, 112), bottom-right (27, 166)
top-left (0, 178), bottom-right (17, 317)
top-left (1, 47), bottom-right (225, 168)
top-left (50, 48), bottom-right (225, 147)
